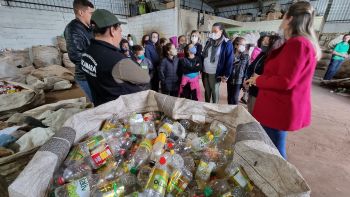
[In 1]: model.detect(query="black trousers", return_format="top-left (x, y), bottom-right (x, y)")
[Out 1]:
top-left (151, 69), bottom-right (160, 92)
top-left (227, 83), bottom-right (242, 105)
top-left (180, 83), bottom-right (198, 101)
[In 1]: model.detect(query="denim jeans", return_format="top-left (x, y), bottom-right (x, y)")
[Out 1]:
top-left (76, 80), bottom-right (93, 102)
top-left (263, 125), bottom-right (287, 159)
top-left (227, 83), bottom-right (242, 105)
top-left (323, 59), bottom-right (344, 80)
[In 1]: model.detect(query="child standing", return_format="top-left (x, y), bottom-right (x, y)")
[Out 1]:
top-left (178, 44), bottom-right (203, 101)
top-left (159, 43), bottom-right (180, 96)
top-left (133, 45), bottom-right (153, 79)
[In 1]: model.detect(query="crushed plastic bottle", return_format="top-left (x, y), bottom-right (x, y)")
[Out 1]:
top-left (208, 179), bottom-right (231, 196)
top-left (195, 154), bottom-right (216, 186)
top-left (127, 138), bottom-right (153, 170)
top-left (209, 120), bottom-right (228, 142)
top-left (225, 163), bottom-right (254, 193)
top-left (58, 161), bottom-right (92, 184)
top-left (137, 165), bottom-right (153, 187)
top-left (166, 167), bottom-right (193, 196)
top-left (101, 114), bottom-right (121, 131)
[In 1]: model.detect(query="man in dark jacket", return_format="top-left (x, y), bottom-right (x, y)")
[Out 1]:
top-left (64, 0), bottom-right (94, 102)
top-left (81, 9), bottom-right (150, 106)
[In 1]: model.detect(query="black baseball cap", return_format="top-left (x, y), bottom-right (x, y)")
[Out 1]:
top-left (91, 9), bottom-right (126, 28)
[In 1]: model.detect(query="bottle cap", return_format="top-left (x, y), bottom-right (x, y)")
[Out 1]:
top-left (208, 134), bottom-right (214, 141)
top-left (170, 150), bottom-right (175, 155)
top-left (159, 157), bottom-right (167, 165)
top-left (167, 142), bottom-right (174, 149)
top-left (122, 127), bottom-right (127, 133)
top-left (57, 176), bottom-right (65, 185)
top-left (204, 186), bottom-right (213, 197)
top-left (144, 116), bottom-right (150, 122)
top-left (155, 133), bottom-right (167, 144)
top-left (130, 167), bottom-right (138, 175)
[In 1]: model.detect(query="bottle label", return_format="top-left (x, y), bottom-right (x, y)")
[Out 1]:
top-left (196, 160), bottom-right (210, 180)
top-left (167, 170), bottom-right (190, 195)
top-left (161, 123), bottom-right (172, 135)
top-left (65, 145), bottom-right (87, 163)
top-left (86, 135), bottom-right (105, 150)
top-left (199, 137), bottom-right (210, 149)
top-left (95, 182), bottom-right (125, 197)
top-left (67, 177), bottom-right (90, 197)
top-left (102, 121), bottom-right (117, 131)
top-left (140, 139), bottom-right (152, 152)
top-left (145, 168), bottom-right (169, 195)
top-left (91, 145), bottom-right (112, 166)
top-left (229, 167), bottom-right (253, 192)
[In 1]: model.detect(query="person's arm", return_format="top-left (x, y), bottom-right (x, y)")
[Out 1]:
top-left (158, 59), bottom-right (166, 82)
top-left (255, 39), bottom-right (310, 91)
top-left (112, 59), bottom-right (150, 84)
top-left (196, 44), bottom-right (203, 57)
top-left (145, 45), bottom-right (152, 60)
top-left (224, 41), bottom-right (234, 79)
top-left (65, 28), bottom-right (86, 66)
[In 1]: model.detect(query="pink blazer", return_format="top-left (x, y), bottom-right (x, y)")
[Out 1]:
top-left (250, 47), bottom-right (262, 63)
top-left (253, 36), bottom-right (317, 131)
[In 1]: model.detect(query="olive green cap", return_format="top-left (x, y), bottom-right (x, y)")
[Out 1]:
top-left (91, 9), bottom-right (126, 28)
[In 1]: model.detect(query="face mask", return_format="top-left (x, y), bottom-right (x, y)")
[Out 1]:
top-left (261, 45), bottom-right (269, 52)
top-left (209, 32), bottom-right (221, 40)
top-left (191, 36), bottom-right (199, 43)
top-left (152, 37), bottom-right (158, 43)
top-left (170, 49), bottom-right (178, 56)
top-left (189, 47), bottom-right (197, 55)
top-left (238, 45), bottom-right (246, 53)
top-left (137, 54), bottom-right (145, 60)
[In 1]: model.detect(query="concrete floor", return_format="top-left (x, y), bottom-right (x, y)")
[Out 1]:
top-left (47, 82), bottom-right (350, 197)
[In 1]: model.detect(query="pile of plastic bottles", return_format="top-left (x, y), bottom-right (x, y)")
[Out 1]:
top-left (50, 112), bottom-right (256, 197)
top-left (0, 81), bottom-right (22, 95)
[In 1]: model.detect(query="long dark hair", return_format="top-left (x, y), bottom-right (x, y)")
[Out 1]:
top-left (151, 32), bottom-right (160, 46)
top-left (286, 1), bottom-right (321, 60)
top-left (267, 35), bottom-right (281, 53)
top-left (257, 35), bottom-right (268, 48)
top-left (141, 35), bottom-right (149, 47)
top-left (163, 43), bottom-right (173, 58)
top-left (212, 23), bottom-right (228, 38)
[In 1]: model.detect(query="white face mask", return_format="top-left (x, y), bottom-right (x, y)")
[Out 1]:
top-left (209, 33), bottom-right (220, 40)
top-left (152, 37), bottom-right (158, 43)
top-left (238, 45), bottom-right (246, 53)
top-left (191, 36), bottom-right (199, 43)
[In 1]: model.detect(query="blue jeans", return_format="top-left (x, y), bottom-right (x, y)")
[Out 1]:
top-left (76, 80), bottom-right (93, 102)
top-left (263, 126), bottom-right (287, 159)
top-left (323, 59), bottom-right (344, 80)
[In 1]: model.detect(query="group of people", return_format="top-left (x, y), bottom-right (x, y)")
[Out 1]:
top-left (65, 0), bottom-right (322, 159)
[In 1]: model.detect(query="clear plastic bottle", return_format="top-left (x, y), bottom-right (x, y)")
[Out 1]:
top-left (144, 157), bottom-right (171, 197)
top-left (149, 133), bottom-right (167, 164)
top-left (129, 113), bottom-right (151, 135)
top-left (209, 120), bottom-right (228, 142)
top-left (225, 163), bottom-right (254, 193)
top-left (158, 122), bottom-right (173, 137)
top-left (182, 155), bottom-right (195, 173)
top-left (208, 179), bottom-right (231, 196)
top-left (195, 154), bottom-right (216, 185)
top-left (137, 165), bottom-right (153, 187)
top-left (101, 114), bottom-right (120, 131)
top-left (54, 174), bottom-right (101, 197)
top-left (166, 167), bottom-right (193, 196)
top-left (173, 139), bottom-right (192, 156)
top-left (127, 138), bottom-right (153, 170)
top-left (171, 122), bottom-right (186, 139)
top-left (191, 132), bottom-right (214, 152)
top-left (58, 161), bottom-right (92, 184)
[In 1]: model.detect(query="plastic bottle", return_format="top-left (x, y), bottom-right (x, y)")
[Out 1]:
top-left (225, 163), bottom-right (254, 192)
top-left (129, 113), bottom-right (150, 135)
top-left (149, 133), bottom-right (167, 164)
top-left (209, 121), bottom-right (228, 142)
top-left (195, 154), bottom-right (216, 185)
top-left (145, 121), bottom-right (157, 140)
top-left (137, 165), bottom-right (153, 187)
top-left (92, 180), bottom-right (125, 197)
top-left (144, 157), bottom-right (171, 197)
top-left (128, 138), bottom-right (153, 170)
top-left (58, 161), bottom-right (92, 184)
top-left (191, 132), bottom-right (214, 152)
top-left (171, 122), bottom-right (186, 139)
top-left (101, 114), bottom-right (120, 131)
top-left (166, 167), bottom-right (193, 196)
top-left (182, 155), bottom-right (195, 173)
top-left (54, 174), bottom-right (102, 197)
top-left (158, 122), bottom-right (173, 137)
top-left (173, 139), bottom-right (192, 156)
top-left (208, 179), bottom-right (231, 196)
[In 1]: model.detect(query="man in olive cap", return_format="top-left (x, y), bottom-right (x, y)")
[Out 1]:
top-left (81, 9), bottom-right (150, 106)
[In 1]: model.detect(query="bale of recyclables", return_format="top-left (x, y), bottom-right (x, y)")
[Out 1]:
top-left (8, 91), bottom-right (311, 197)
top-left (0, 98), bottom-right (89, 197)
top-left (31, 45), bottom-right (62, 68)
top-left (0, 81), bottom-right (45, 120)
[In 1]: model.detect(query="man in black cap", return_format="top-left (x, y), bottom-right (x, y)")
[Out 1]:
top-left (64, 0), bottom-right (94, 102)
top-left (81, 9), bottom-right (150, 106)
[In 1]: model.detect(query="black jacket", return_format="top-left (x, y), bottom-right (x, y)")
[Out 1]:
top-left (179, 56), bottom-right (202, 75)
top-left (81, 39), bottom-right (150, 106)
top-left (229, 53), bottom-right (249, 85)
top-left (246, 52), bottom-right (267, 97)
top-left (159, 57), bottom-right (180, 92)
top-left (64, 19), bottom-right (93, 81)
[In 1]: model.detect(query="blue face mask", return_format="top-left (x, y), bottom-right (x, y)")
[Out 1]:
top-left (137, 54), bottom-right (145, 60)
top-left (189, 47), bottom-right (197, 55)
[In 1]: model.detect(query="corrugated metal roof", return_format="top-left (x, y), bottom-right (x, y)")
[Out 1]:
top-left (326, 0), bottom-right (350, 22)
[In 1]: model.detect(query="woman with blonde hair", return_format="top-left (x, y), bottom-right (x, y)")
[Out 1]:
top-left (245, 1), bottom-right (321, 159)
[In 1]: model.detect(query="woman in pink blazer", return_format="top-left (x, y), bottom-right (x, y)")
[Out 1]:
top-left (245, 1), bottom-right (321, 159)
